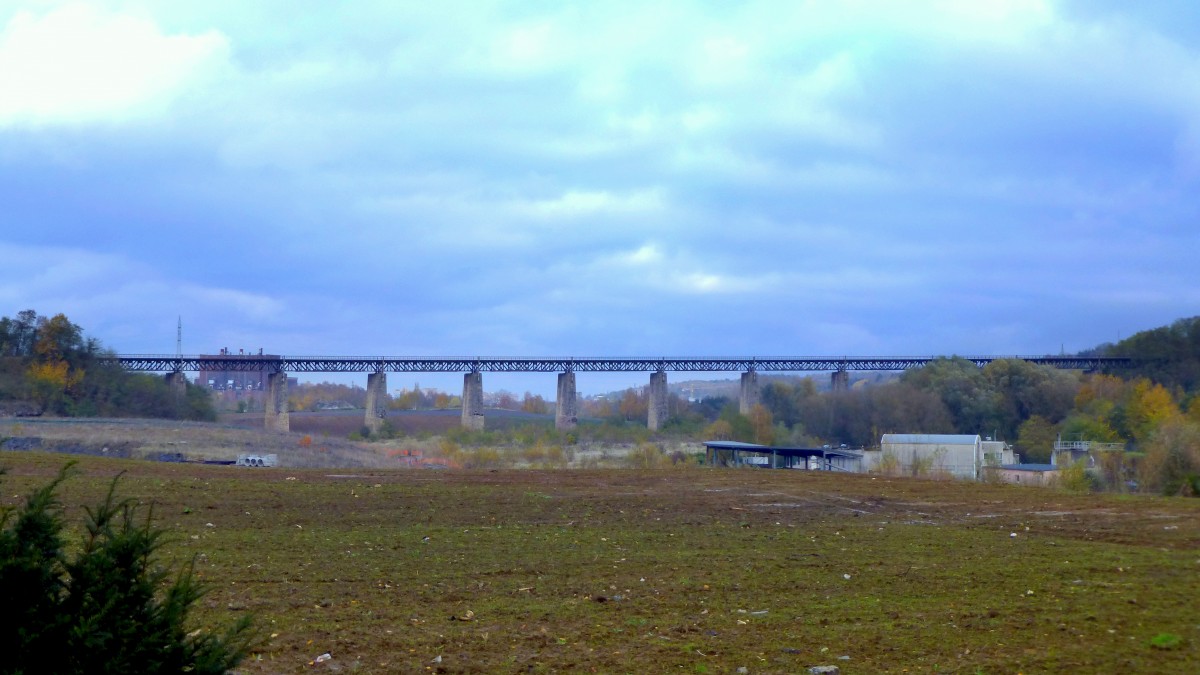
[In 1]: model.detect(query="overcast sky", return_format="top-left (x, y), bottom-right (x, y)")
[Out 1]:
top-left (2, 1), bottom-right (1198, 396)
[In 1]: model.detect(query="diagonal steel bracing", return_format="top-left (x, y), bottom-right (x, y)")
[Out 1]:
top-left (104, 355), bottom-right (1133, 373)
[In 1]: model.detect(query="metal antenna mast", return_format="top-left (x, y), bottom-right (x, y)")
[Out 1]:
top-left (176, 316), bottom-right (182, 358)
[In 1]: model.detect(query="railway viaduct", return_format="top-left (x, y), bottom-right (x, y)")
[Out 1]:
top-left (114, 355), bottom-right (1130, 434)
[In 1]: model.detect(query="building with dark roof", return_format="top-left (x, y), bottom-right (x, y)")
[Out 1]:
top-left (702, 440), bottom-right (863, 471)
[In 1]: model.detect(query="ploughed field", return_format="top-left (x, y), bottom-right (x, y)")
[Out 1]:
top-left (2, 452), bottom-right (1198, 673)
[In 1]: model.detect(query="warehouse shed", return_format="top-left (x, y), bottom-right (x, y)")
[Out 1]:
top-left (877, 434), bottom-right (984, 480)
top-left (703, 441), bottom-right (863, 472)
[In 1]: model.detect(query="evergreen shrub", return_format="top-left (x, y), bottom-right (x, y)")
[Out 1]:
top-left (0, 464), bottom-right (255, 675)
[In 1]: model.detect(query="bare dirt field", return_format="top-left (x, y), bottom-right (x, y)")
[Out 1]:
top-left (218, 409), bottom-right (559, 438)
top-left (1, 416), bottom-right (670, 470)
top-left (2, 416), bottom-right (386, 467)
top-left (2, 420), bottom-right (1198, 673)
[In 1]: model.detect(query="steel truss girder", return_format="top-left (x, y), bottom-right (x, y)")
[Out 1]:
top-left (102, 355), bottom-right (1133, 374)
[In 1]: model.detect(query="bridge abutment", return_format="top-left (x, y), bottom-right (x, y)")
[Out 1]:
top-left (462, 372), bottom-right (485, 430)
top-left (555, 371), bottom-right (577, 430)
top-left (265, 372), bottom-right (290, 432)
top-left (831, 369), bottom-right (849, 392)
top-left (738, 370), bottom-right (759, 415)
top-left (648, 370), bottom-right (668, 431)
top-left (365, 371), bottom-right (387, 434)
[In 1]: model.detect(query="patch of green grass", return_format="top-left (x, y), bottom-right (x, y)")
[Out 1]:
top-left (1151, 632), bottom-right (1184, 650)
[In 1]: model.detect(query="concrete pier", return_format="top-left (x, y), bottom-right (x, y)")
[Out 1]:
top-left (265, 371), bottom-right (290, 432)
top-left (164, 371), bottom-right (187, 398)
top-left (555, 371), bottom-right (578, 430)
top-left (648, 370), bottom-right (669, 431)
top-left (739, 370), bottom-right (760, 415)
top-left (365, 371), bottom-right (387, 434)
top-left (831, 369), bottom-right (850, 392)
top-left (462, 371), bottom-right (485, 430)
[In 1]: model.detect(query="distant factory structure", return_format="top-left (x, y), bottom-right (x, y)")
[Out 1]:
top-left (197, 348), bottom-right (279, 391)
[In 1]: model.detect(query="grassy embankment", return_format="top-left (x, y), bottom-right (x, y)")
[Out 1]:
top-left (1, 448), bottom-right (1197, 674)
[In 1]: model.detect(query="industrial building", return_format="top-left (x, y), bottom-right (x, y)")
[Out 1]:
top-left (196, 348), bottom-right (280, 391)
top-left (703, 440), bottom-right (864, 471)
top-left (866, 434), bottom-right (1014, 480)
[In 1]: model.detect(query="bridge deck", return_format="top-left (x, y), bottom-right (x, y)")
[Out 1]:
top-left (105, 355), bottom-right (1132, 373)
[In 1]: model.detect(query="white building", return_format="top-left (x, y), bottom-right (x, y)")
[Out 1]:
top-left (981, 439), bottom-right (1017, 467)
top-left (875, 434), bottom-right (985, 480)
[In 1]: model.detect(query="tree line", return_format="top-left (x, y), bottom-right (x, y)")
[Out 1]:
top-left (694, 317), bottom-right (1200, 495)
top-left (0, 310), bottom-right (214, 420)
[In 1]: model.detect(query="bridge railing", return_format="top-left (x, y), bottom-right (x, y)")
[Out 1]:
top-left (99, 354), bottom-right (1135, 374)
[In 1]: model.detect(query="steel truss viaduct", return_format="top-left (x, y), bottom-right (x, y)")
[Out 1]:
top-left (106, 354), bottom-right (1130, 374)
top-left (120, 354), bottom-right (1132, 434)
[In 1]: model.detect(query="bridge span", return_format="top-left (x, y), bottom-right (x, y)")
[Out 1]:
top-left (116, 354), bottom-right (1130, 433)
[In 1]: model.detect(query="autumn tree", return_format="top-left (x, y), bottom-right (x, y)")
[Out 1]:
top-left (759, 379), bottom-right (817, 427)
top-left (716, 403), bottom-right (753, 442)
top-left (34, 314), bottom-right (87, 364)
top-left (288, 391), bottom-right (317, 412)
top-left (520, 392), bottom-right (549, 414)
top-left (1125, 378), bottom-right (1180, 444)
top-left (1187, 397), bottom-right (1200, 425)
top-left (495, 390), bottom-right (518, 410)
top-left (390, 388), bottom-right (421, 410)
top-left (1015, 415), bottom-right (1057, 463)
top-left (617, 388), bottom-right (647, 421)
top-left (982, 358), bottom-right (1079, 438)
top-left (1137, 417), bottom-right (1200, 495)
top-left (703, 419), bottom-right (734, 440)
top-left (748, 403), bottom-right (775, 445)
top-left (902, 357), bottom-right (1002, 435)
top-left (27, 359), bottom-right (84, 414)
top-left (0, 310), bottom-right (214, 420)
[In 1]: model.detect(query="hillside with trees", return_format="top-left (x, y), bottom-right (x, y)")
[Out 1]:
top-left (1103, 315), bottom-right (1200, 392)
top-left (710, 317), bottom-right (1200, 495)
top-left (0, 310), bottom-right (214, 420)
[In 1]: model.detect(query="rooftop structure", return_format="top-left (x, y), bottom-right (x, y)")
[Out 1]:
top-left (702, 441), bottom-right (863, 471)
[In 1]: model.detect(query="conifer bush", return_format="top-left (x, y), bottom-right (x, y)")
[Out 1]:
top-left (0, 464), bottom-right (255, 675)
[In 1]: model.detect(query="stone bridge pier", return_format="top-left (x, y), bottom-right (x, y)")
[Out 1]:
top-left (831, 369), bottom-right (849, 392)
top-left (365, 371), bottom-right (387, 434)
top-left (265, 371), bottom-right (290, 432)
top-left (462, 371), bottom-right (485, 430)
top-left (555, 371), bottom-right (577, 430)
top-left (739, 370), bottom-right (759, 414)
top-left (164, 371), bottom-right (187, 398)
top-left (648, 370), bottom-right (668, 431)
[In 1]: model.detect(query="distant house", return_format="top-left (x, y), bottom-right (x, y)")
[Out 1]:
top-left (982, 440), bottom-right (1017, 468)
top-left (991, 463), bottom-right (1060, 487)
top-left (873, 434), bottom-right (984, 480)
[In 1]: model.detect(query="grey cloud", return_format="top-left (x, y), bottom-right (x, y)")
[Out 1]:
top-left (1, 1), bottom-right (1198, 382)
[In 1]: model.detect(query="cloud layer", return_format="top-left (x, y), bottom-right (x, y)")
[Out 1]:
top-left (2, 1), bottom-right (1198, 393)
